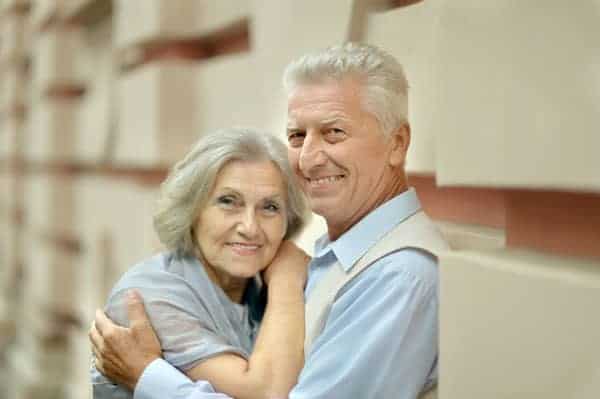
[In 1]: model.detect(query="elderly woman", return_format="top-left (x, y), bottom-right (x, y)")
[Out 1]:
top-left (91, 127), bottom-right (309, 399)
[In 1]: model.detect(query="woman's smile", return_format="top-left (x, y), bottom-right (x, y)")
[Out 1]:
top-left (194, 159), bottom-right (288, 293)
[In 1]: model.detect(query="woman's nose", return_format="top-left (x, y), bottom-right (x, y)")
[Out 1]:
top-left (236, 210), bottom-right (259, 238)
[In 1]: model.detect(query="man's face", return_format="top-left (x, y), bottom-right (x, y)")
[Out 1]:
top-left (286, 78), bottom-right (407, 239)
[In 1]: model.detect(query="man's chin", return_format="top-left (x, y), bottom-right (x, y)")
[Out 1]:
top-left (309, 201), bottom-right (341, 221)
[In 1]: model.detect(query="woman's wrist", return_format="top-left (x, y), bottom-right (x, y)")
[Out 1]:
top-left (267, 275), bottom-right (305, 302)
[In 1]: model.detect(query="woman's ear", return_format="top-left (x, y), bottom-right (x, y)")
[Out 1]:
top-left (388, 123), bottom-right (411, 167)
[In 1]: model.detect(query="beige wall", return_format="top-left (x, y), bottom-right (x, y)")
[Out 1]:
top-left (0, 1), bottom-right (598, 398)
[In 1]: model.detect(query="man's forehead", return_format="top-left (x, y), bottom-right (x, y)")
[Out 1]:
top-left (287, 78), bottom-right (363, 103)
top-left (286, 114), bottom-right (349, 128)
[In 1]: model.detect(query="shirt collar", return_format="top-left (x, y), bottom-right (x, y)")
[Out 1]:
top-left (313, 188), bottom-right (421, 272)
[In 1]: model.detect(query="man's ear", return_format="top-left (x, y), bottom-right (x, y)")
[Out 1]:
top-left (388, 123), bottom-right (411, 167)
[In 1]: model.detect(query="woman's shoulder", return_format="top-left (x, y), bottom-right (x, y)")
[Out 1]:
top-left (107, 252), bottom-right (209, 307)
top-left (110, 252), bottom-right (175, 287)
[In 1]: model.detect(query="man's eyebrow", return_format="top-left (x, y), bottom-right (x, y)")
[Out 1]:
top-left (287, 117), bottom-right (345, 129)
top-left (286, 125), bottom-right (301, 134)
top-left (321, 117), bottom-right (343, 125)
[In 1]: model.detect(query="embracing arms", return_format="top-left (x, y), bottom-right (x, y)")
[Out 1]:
top-left (90, 241), bottom-right (309, 399)
top-left (184, 241), bottom-right (308, 399)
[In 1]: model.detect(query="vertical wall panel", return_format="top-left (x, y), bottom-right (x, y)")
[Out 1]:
top-left (195, 54), bottom-right (264, 132)
top-left (440, 249), bottom-right (600, 399)
top-left (0, 117), bottom-right (23, 160)
top-left (31, 26), bottom-right (85, 94)
top-left (431, 1), bottom-right (600, 191)
top-left (193, 0), bottom-right (250, 36)
top-left (0, 12), bottom-right (26, 62)
top-left (76, 18), bottom-right (114, 162)
top-left (115, 63), bottom-right (197, 166)
top-left (0, 66), bottom-right (28, 112)
top-left (365, 1), bottom-right (442, 174)
top-left (252, 0), bottom-right (356, 134)
top-left (26, 98), bottom-right (80, 162)
top-left (114, 0), bottom-right (198, 47)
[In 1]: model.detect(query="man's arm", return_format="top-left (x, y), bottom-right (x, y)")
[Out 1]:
top-left (290, 249), bottom-right (439, 399)
top-left (90, 289), bottom-right (162, 391)
top-left (91, 302), bottom-right (233, 399)
top-left (135, 358), bottom-right (234, 399)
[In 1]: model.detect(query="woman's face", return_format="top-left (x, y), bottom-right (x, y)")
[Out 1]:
top-left (194, 159), bottom-right (288, 287)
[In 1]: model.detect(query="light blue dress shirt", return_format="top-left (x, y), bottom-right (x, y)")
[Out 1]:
top-left (134, 188), bottom-right (439, 399)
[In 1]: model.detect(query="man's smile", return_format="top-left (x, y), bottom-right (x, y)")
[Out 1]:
top-left (306, 174), bottom-right (346, 188)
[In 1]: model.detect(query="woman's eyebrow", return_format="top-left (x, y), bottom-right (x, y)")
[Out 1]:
top-left (216, 187), bottom-right (240, 195)
top-left (263, 194), bottom-right (285, 201)
top-left (217, 189), bottom-right (284, 200)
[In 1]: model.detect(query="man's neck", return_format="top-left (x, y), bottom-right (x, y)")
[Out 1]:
top-left (326, 183), bottom-right (409, 241)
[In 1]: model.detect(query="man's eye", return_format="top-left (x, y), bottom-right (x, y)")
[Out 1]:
top-left (287, 131), bottom-right (305, 146)
top-left (323, 128), bottom-right (345, 142)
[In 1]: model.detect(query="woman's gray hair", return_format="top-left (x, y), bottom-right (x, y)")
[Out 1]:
top-left (154, 127), bottom-right (308, 256)
top-left (283, 42), bottom-right (409, 136)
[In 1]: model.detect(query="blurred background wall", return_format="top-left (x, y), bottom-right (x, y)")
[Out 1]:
top-left (0, 1), bottom-right (599, 398)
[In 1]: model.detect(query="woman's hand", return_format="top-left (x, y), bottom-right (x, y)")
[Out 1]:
top-left (262, 240), bottom-right (311, 288)
top-left (89, 290), bottom-right (162, 391)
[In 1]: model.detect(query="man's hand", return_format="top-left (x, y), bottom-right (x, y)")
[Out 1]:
top-left (89, 290), bottom-right (162, 391)
top-left (263, 240), bottom-right (310, 287)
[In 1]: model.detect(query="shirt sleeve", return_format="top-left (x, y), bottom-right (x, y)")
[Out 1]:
top-left (91, 339), bottom-right (134, 398)
top-left (92, 373), bottom-right (133, 399)
top-left (106, 286), bottom-right (248, 371)
top-left (290, 249), bottom-right (439, 399)
top-left (134, 359), bottom-right (233, 399)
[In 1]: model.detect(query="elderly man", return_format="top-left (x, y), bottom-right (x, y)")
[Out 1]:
top-left (90, 43), bottom-right (448, 399)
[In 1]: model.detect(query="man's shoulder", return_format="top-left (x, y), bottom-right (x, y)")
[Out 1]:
top-left (347, 248), bottom-right (439, 296)
top-left (378, 247), bottom-right (438, 280)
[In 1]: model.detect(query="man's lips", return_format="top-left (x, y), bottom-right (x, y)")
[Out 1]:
top-left (305, 174), bottom-right (346, 188)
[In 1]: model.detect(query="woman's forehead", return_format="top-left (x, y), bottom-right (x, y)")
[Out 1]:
top-left (212, 160), bottom-right (287, 198)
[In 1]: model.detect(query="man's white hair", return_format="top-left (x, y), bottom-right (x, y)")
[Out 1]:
top-left (283, 42), bottom-right (409, 136)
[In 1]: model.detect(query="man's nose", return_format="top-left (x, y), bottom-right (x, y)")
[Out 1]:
top-left (298, 132), bottom-right (326, 171)
top-left (236, 209), bottom-right (259, 238)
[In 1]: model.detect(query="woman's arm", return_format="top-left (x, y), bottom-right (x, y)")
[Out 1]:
top-left (184, 241), bottom-right (309, 399)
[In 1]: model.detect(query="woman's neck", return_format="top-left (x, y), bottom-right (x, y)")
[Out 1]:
top-left (196, 253), bottom-right (249, 303)
top-left (215, 273), bottom-right (248, 303)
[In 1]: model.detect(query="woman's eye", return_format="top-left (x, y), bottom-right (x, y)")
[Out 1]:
top-left (263, 202), bottom-right (281, 213)
top-left (216, 195), bottom-right (237, 206)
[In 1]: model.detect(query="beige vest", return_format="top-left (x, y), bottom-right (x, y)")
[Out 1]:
top-left (304, 211), bottom-right (449, 399)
